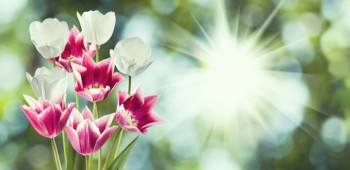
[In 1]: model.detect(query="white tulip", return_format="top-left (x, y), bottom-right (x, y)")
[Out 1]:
top-left (29, 18), bottom-right (69, 58)
top-left (26, 67), bottom-right (68, 103)
top-left (111, 37), bottom-right (152, 76)
top-left (77, 10), bottom-right (116, 45)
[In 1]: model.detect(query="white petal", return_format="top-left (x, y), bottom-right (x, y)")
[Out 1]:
top-left (77, 10), bottom-right (115, 45)
top-left (28, 67), bottom-right (68, 102)
top-left (29, 18), bottom-right (69, 58)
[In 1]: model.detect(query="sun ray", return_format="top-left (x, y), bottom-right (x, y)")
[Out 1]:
top-left (157, 0), bottom-right (319, 157)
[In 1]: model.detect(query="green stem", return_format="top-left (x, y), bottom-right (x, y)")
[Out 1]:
top-left (93, 102), bottom-right (99, 118)
top-left (89, 155), bottom-right (93, 170)
top-left (114, 130), bottom-right (124, 158)
top-left (62, 132), bottom-right (67, 170)
top-left (51, 138), bottom-right (62, 170)
top-left (85, 155), bottom-right (89, 170)
top-left (74, 78), bottom-right (80, 110)
top-left (95, 45), bottom-right (100, 62)
top-left (128, 76), bottom-right (132, 94)
top-left (98, 149), bottom-right (102, 170)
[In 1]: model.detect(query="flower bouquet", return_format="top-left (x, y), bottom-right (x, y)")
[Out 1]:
top-left (20, 10), bottom-right (162, 170)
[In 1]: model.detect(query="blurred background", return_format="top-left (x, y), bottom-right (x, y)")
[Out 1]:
top-left (1, 0), bottom-right (350, 169)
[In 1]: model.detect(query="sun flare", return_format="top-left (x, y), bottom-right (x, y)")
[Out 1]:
top-left (163, 0), bottom-right (309, 148)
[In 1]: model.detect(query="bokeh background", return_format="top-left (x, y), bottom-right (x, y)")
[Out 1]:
top-left (1, 0), bottom-right (350, 169)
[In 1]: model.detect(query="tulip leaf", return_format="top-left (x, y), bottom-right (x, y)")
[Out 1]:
top-left (103, 127), bottom-right (122, 170)
top-left (107, 136), bottom-right (139, 170)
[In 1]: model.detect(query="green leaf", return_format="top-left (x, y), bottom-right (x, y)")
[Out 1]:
top-left (103, 127), bottom-right (122, 170)
top-left (107, 136), bottom-right (139, 170)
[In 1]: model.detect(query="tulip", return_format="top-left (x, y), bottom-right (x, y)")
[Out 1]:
top-left (56, 26), bottom-right (96, 72)
top-left (111, 37), bottom-right (152, 76)
top-left (77, 10), bottom-right (116, 45)
top-left (72, 55), bottom-right (124, 102)
top-left (115, 87), bottom-right (162, 134)
top-left (26, 67), bottom-right (68, 103)
top-left (29, 18), bottom-right (69, 58)
top-left (20, 94), bottom-right (75, 138)
top-left (65, 107), bottom-right (117, 155)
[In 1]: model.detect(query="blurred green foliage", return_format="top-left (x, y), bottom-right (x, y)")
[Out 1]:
top-left (1, 0), bottom-right (350, 170)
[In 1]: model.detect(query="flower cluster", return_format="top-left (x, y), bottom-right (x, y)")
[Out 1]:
top-left (21, 10), bottom-right (162, 170)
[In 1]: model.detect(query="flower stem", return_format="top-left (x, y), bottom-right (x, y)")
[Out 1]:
top-left (114, 130), bottom-right (124, 158)
top-left (93, 102), bottom-right (99, 118)
top-left (74, 78), bottom-right (80, 111)
top-left (85, 155), bottom-right (89, 170)
top-left (128, 76), bottom-right (132, 94)
top-left (89, 154), bottom-right (93, 170)
top-left (51, 138), bottom-right (62, 170)
top-left (76, 92), bottom-right (80, 110)
top-left (62, 132), bottom-right (67, 170)
top-left (98, 150), bottom-right (102, 170)
top-left (95, 45), bottom-right (100, 62)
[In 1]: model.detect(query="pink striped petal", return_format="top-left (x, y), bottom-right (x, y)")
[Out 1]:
top-left (138, 112), bottom-right (163, 133)
top-left (65, 126), bottom-right (81, 154)
top-left (58, 103), bottom-right (75, 132)
top-left (23, 95), bottom-right (41, 110)
top-left (117, 91), bottom-right (128, 106)
top-left (123, 126), bottom-right (142, 134)
top-left (127, 87), bottom-right (144, 111)
top-left (39, 104), bottom-right (61, 137)
top-left (71, 63), bottom-right (86, 90)
top-left (110, 72), bottom-right (124, 89)
top-left (82, 106), bottom-right (94, 121)
top-left (78, 91), bottom-right (94, 102)
top-left (95, 113), bottom-right (115, 132)
top-left (93, 126), bottom-right (117, 152)
top-left (115, 110), bottom-right (131, 127)
top-left (134, 95), bottom-right (159, 118)
top-left (67, 108), bottom-right (84, 129)
top-left (95, 58), bottom-right (111, 84)
top-left (76, 120), bottom-right (101, 155)
top-left (20, 105), bottom-right (49, 137)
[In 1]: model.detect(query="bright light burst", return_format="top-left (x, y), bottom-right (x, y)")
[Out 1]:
top-left (161, 0), bottom-right (310, 151)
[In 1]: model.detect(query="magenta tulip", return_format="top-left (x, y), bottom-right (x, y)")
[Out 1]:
top-left (20, 94), bottom-right (75, 138)
top-left (72, 55), bottom-right (124, 102)
top-left (65, 106), bottom-right (117, 155)
top-left (115, 87), bottom-right (162, 134)
top-left (55, 26), bottom-right (96, 72)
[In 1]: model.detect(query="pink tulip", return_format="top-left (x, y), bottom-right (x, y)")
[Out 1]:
top-left (72, 55), bottom-right (124, 102)
top-left (115, 87), bottom-right (162, 134)
top-left (65, 107), bottom-right (117, 155)
top-left (55, 26), bottom-right (96, 72)
top-left (20, 94), bottom-right (75, 138)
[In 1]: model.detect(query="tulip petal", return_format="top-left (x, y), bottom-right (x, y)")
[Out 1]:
top-left (23, 94), bottom-right (42, 111)
top-left (65, 126), bottom-right (82, 154)
top-left (58, 103), bottom-right (75, 132)
top-left (20, 105), bottom-right (49, 137)
top-left (123, 126), bottom-right (142, 134)
top-left (95, 113), bottom-right (115, 132)
top-left (117, 91), bottom-right (128, 106)
top-left (39, 104), bottom-right (61, 137)
top-left (115, 110), bottom-right (131, 127)
top-left (134, 95), bottom-right (159, 118)
top-left (82, 106), bottom-right (94, 121)
top-left (76, 120), bottom-right (100, 154)
top-left (93, 126), bottom-right (117, 152)
top-left (127, 87), bottom-right (144, 111)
